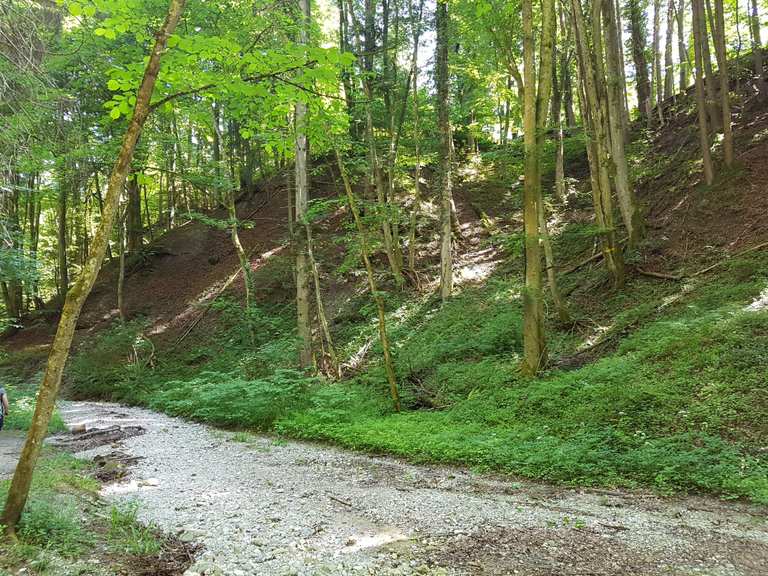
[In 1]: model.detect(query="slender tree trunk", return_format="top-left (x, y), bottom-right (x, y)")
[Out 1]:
top-left (344, 0), bottom-right (405, 286)
top-left (305, 221), bottom-right (338, 376)
top-left (295, 0), bottom-right (313, 368)
top-left (1, 0), bottom-right (186, 536)
top-left (750, 0), bottom-right (765, 96)
top-left (335, 150), bottom-right (400, 411)
top-left (538, 196), bottom-right (570, 323)
top-left (653, 0), bottom-right (665, 123)
top-left (436, 0), bottom-right (452, 300)
top-left (665, 0), bottom-right (676, 99)
top-left (699, 0), bottom-right (721, 131)
top-left (692, 0), bottom-right (715, 183)
top-left (571, 0), bottom-right (626, 286)
top-left (407, 0), bottom-right (423, 271)
top-left (126, 175), bottom-right (143, 253)
top-left (117, 206), bottom-right (127, 321)
top-left (627, 0), bottom-right (652, 124)
top-left (712, 0), bottom-right (734, 166)
top-left (676, 0), bottom-right (689, 92)
top-left (520, 0), bottom-right (555, 375)
top-left (604, 0), bottom-right (644, 248)
top-left (56, 184), bottom-right (68, 302)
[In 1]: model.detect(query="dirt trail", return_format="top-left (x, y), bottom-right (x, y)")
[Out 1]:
top-left (46, 401), bottom-right (768, 576)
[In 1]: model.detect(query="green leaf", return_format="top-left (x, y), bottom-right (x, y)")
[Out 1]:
top-left (109, 107), bottom-right (121, 120)
top-left (68, 3), bottom-right (82, 16)
top-left (107, 79), bottom-right (120, 91)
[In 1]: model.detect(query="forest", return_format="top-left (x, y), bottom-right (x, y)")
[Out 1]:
top-left (1, 0), bottom-right (768, 574)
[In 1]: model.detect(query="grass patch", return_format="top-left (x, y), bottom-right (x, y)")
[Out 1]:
top-left (0, 451), bottom-right (186, 575)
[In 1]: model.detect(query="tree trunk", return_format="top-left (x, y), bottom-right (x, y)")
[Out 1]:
top-left (603, 0), bottom-right (644, 248)
top-left (1, 0), bottom-right (186, 536)
top-left (664, 0), bottom-right (676, 99)
top-left (712, 0), bottom-right (734, 166)
top-left (538, 196), bottom-right (570, 324)
top-left (117, 207), bottom-right (127, 321)
top-left (335, 150), bottom-right (400, 412)
top-left (699, 0), bottom-right (721, 132)
top-left (627, 0), bottom-right (652, 123)
top-left (520, 0), bottom-right (555, 375)
top-left (125, 175), bottom-right (143, 253)
top-left (571, 0), bottom-right (626, 286)
top-left (407, 0), bottom-right (423, 271)
top-left (305, 221), bottom-right (338, 376)
top-left (56, 184), bottom-right (68, 301)
top-left (750, 0), bottom-right (765, 96)
top-left (295, 0), bottom-right (313, 368)
top-left (676, 0), bottom-right (689, 92)
top-left (652, 0), bottom-right (665, 123)
top-left (436, 0), bottom-right (453, 301)
top-left (692, 0), bottom-right (715, 183)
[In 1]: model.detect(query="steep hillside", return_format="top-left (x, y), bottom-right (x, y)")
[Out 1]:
top-left (4, 64), bottom-right (768, 505)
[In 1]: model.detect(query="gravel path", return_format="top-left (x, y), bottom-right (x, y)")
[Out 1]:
top-left (57, 401), bottom-right (768, 576)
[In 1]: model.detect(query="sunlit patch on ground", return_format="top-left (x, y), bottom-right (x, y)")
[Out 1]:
top-left (341, 528), bottom-right (408, 553)
top-left (745, 285), bottom-right (768, 311)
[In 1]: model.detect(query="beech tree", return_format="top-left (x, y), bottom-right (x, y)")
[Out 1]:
top-left (436, 0), bottom-right (453, 301)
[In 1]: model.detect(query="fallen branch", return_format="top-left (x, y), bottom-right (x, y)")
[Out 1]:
top-left (329, 495), bottom-right (353, 507)
top-left (636, 268), bottom-right (683, 281)
top-left (690, 240), bottom-right (768, 278)
top-left (561, 237), bottom-right (628, 275)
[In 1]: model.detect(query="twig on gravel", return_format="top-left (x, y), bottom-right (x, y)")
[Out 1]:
top-left (329, 495), bottom-right (353, 507)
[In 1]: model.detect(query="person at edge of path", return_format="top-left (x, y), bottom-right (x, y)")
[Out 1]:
top-left (0, 386), bottom-right (8, 431)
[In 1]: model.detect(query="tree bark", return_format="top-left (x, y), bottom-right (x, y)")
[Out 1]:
top-left (520, 0), bottom-right (556, 375)
top-left (603, 0), bottom-right (644, 248)
top-left (676, 0), bottom-right (689, 92)
top-left (750, 0), bottom-right (765, 96)
top-left (627, 0), bottom-right (653, 124)
top-left (571, 0), bottom-right (626, 286)
top-left (436, 0), bottom-right (452, 301)
top-left (652, 0), bottom-right (665, 123)
top-left (125, 174), bottom-right (143, 253)
top-left (295, 0), bottom-right (313, 368)
top-left (664, 0), bottom-right (676, 99)
top-left (56, 183), bottom-right (68, 301)
top-left (712, 0), bottom-right (734, 166)
top-left (335, 150), bottom-right (400, 411)
top-left (1, 0), bottom-right (186, 536)
top-left (407, 0), bottom-right (423, 271)
top-left (692, 0), bottom-right (715, 183)
top-left (699, 0), bottom-right (721, 131)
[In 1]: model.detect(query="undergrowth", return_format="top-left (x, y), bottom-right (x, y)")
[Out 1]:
top-left (56, 248), bottom-right (768, 504)
top-left (0, 452), bottom-right (176, 575)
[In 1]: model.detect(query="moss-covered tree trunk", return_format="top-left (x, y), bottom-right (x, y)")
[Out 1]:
top-left (520, 0), bottom-right (555, 375)
top-left (1, 0), bottom-right (187, 536)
